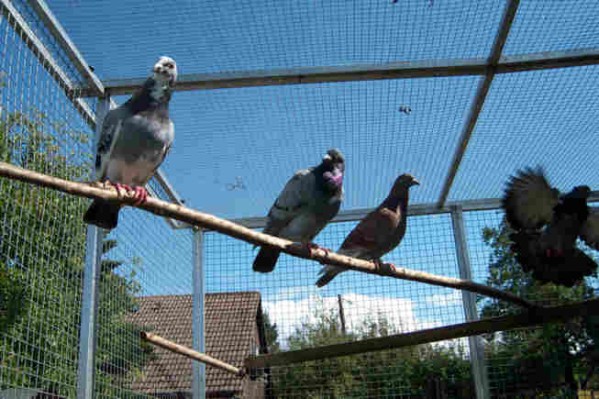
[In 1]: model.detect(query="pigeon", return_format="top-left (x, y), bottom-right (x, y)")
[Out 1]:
top-left (253, 149), bottom-right (345, 273)
top-left (502, 167), bottom-right (599, 286)
top-left (83, 56), bottom-right (177, 230)
top-left (316, 173), bottom-right (419, 287)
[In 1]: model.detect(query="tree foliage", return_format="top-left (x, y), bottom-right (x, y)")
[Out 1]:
top-left (480, 222), bottom-right (599, 397)
top-left (0, 103), bottom-right (152, 397)
top-left (268, 301), bottom-right (473, 398)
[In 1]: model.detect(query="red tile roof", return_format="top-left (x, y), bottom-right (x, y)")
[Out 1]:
top-left (128, 291), bottom-right (263, 396)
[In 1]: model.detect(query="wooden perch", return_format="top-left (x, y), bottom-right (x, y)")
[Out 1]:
top-left (0, 161), bottom-right (534, 308)
top-left (140, 332), bottom-right (245, 377)
top-left (245, 297), bottom-right (599, 369)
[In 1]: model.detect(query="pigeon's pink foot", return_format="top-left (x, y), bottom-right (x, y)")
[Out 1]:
top-left (132, 186), bottom-right (148, 206)
top-left (305, 243), bottom-right (331, 263)
top-left (373, 259), bottom-right (396, 274)
top-left (113, 183), bottom-right (132, 198)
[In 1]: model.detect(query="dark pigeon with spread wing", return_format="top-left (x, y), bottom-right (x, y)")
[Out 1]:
top-left (84, 56), bottom-right (177, 230)
top-left (502, 167), bottom-right (599, 286)
top-left (316, 173), bottom-right (419, 287)
top-left (253, 149), bottom-right (345, 273)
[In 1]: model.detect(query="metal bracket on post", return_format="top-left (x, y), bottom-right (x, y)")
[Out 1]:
top-left (451, 206), bottom-right (490, 399)
top-left (192, 228), bottom-right (206, 399)
top-left (77, 96), bottom-right (110, 399)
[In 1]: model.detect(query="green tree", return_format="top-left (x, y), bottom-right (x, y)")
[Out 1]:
top-left (0, 104), bottom-right (152, 397)
top-left (270, 300), bottom-right (473, 398)
top-left (480, 222), bottom-right (599, 398)
top-left (262, 310), bottom-right (281, 354)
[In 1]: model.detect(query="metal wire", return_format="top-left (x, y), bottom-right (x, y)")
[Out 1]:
top-left (1, 0), bottom-right (598, 398)
top-left (0, 3), bottom-right (91, 397)
top-left (204, 213), bottom-right (473, 398)
top-left (463, 208), bottom-right (599, 398)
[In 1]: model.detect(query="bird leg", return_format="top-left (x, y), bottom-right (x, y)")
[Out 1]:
top-left (113, 183), bottom-right (133, 198)
top-left (131, 186), bottom-right (148, 206)
top-left (100, 181), bottom-right (147, 205)
top-left (98, 180), bottom-right (130, 198)
top-left (304, 243), bottom-right (332, 264)
top-left (373, 258), bottom-right (397, 275)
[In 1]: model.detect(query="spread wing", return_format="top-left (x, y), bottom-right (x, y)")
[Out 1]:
top-left (502, 167), bottom-right (560, 230)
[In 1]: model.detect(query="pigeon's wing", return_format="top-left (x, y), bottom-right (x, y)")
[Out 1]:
top-left (339, 208), bottom-right (398, 256)
top-left (141, 121), bottom-right (175, 186)
top-left (581, 208), bottom-right (599, 250)
top-left (262, 169), bottom-right (314, 237)
top-left (94, 109), bottom-right (124, 180)
top-left (502, 167), bottom-right (560, 230)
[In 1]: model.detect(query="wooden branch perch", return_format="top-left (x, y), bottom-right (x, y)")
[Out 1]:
top-left (245, 297), bottom-right (599, 369)
top-left (0, 161), bottom-right (534, 308)
top-left (141, 332), bottom-right (245, 377)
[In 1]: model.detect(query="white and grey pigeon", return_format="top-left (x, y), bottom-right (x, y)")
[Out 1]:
top-left (253, 149), bottom-right (345, 273)
top-left (83, 56), bottom-right (177, 230)
top-left (316, 174), bottom-right (419, 287)
top-left (502, 167), bottom-right (599, 286)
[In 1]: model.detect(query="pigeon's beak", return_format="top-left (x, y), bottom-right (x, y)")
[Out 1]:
top-left (411, 178), bottom-right (420, 186)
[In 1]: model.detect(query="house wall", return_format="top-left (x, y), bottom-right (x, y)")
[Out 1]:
top-left (241, 323), bottom-right (266, 399)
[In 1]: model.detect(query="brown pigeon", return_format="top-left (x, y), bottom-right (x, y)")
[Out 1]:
top-left (502, 167), bottom-right (599, 286)
top-left (315, 173), bottom-right (419, 287)
top-left (253, 149), bottom-right (345, 273)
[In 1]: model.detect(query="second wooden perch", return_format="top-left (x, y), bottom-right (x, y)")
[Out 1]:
top-left (141, 332), bottom-right (245, 377)
top-left (0, 161), bottom-right (534, 308)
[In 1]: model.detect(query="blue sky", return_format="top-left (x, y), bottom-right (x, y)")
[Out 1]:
top-left (2, 0), bottom-right (599, 345)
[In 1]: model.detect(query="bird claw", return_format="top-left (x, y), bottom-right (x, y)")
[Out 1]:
top-left (103, 182), bottom-right (147, 205)
top-left (374, 259), bottom-right (396, 275)
top-left (304, 243), bottom-right (331, 264)
top-left (132, 186), bottom-right (148, 206)
top-left (113, 183), bottom-right (132, 197)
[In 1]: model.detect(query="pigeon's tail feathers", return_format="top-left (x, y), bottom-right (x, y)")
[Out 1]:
top-left (315, 265), bottom-right (342, 288)
top-left (83, 199), bottom-right (120, 230)
top-left (253, 247), bottom-right (281, 273)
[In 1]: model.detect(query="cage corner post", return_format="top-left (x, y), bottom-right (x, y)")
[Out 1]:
top-left (76, 96), bottom-right (110, 399)
top-left (450, 206), bottom-right (490, 399)
top-left (192, 228), bottom-right (207, 399)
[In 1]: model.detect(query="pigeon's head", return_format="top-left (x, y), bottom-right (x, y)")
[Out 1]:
top-left (568, 185), bottom-right (591, 199)
top-left (152, 56), bottom-right (178, 87)
top-left (321, 148), bottom-right (345, 192)
top-left (391, 173), bottom-right (420, 195)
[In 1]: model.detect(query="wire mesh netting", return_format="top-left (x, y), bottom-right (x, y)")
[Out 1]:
top-left (93, 208), bottom-right (194, 398)
top-left (204, 213), bottom-right (475, 398)
top-left (0, 2), bottom-right (94, 397)
top-left (1, 0), bottom-right (599, 398)
top-left (464, 209), bottom-right (599, 398)
top-left (45, 1), bottom-right (505, 79)
top-left (0, 1), bottom-right (195, 398)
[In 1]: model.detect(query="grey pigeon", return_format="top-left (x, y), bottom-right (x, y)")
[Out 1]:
top-left (84, 56), bottom-right (177, 230)
top-left (316, 174), bottom-right (419, 287)
top-left (253, 149), bottom-right (345, 273)
top-left (502, 167), bottom-right (599, 286)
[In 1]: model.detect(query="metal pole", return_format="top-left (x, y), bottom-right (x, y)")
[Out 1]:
top-left (451, 207), bottom-right (490, 399)
top-left (192, 228), bottom-right (206, 399)
top-left (76, 97), bottom-right (109, 399)
top-left (337, 295), bottom-right (347, 336)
